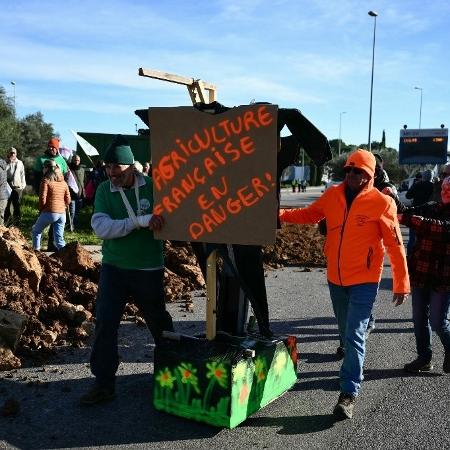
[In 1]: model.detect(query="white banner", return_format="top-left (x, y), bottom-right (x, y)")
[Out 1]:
top-left (71, 130), bottom-right (99, 156)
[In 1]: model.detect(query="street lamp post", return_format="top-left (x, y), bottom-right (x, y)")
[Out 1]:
top-left (10, 81), bottom-right (16, 111)
top-left (338, 111), bottom-right (347, 156)
top-left (414, 86), bottom-right (423, 129)
top-left (368, 10), bottom-right (378, 152)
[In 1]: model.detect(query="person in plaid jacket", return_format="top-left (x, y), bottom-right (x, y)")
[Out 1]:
top-left (399, 175), bottom-right (450, 374)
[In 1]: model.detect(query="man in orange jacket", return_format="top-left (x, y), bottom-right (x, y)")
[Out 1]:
top-left (280, 149), bottom-right (410, 420)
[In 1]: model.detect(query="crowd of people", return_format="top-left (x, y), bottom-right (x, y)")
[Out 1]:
top-left (0, 137), bottom-right (448, 422)
top-left (291, 178), bottom-right (308, 192)
top-left (0, 138), bottom-right (152, 249)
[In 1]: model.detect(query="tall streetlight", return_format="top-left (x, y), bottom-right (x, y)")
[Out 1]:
top-left (10, 81), bottom-right (16, 111)
top-left (368, 10), bottom-right (378, 152)
top-left (338, 111), bottom-right (347, 156)
top-left (414, 86), bottom-right (423, 129)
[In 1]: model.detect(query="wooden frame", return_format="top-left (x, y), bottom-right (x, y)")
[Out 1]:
top-left (138, 68), bottom-right (217, 104)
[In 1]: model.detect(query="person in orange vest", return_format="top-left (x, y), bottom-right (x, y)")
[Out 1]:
top-left (280, 149), bottom-right (410, 420)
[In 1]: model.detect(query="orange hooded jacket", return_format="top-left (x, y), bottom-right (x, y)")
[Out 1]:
top-left (280, 150), bottom-right (410, 294)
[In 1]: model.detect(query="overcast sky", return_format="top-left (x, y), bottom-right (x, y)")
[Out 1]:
top-left (1, 0), bottom-right (449, 154)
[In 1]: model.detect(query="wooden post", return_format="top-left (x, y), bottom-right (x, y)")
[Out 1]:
top-left (206, 250), bottom-right (217, 340)
top-left (138, 68), bottom-right (217, 105)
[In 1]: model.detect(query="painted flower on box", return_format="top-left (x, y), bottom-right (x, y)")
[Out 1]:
top-left (178, 362), bottom-right (200, 393)
top-left (255, 357), bottom-right (267, 383)
top-left (156, 367), bottom-right (176, 389)
top-left (206, 361), bottom-right (228, 389)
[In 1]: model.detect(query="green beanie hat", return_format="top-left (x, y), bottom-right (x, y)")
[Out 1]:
top-left (104, 135), bottom-right (135, 165)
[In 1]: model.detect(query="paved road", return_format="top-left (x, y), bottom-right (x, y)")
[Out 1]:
top-left (2, 187), bottom-right (446, 449)
top-left (280, 186), bottom-right (324, 208)
top-left (2, 269), bottom-right (449, 449)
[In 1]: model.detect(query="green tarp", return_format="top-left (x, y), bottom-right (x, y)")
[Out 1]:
top-left (76, 132), bottom-right (150, 167)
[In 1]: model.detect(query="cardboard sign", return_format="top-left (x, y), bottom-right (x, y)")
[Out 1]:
top-left (149, 105), bottom-right (278, 245)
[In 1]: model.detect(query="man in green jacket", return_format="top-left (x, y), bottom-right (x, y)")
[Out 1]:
top-left (33, 138), bottom-right (68, 190)
top-left (80, 135), bottom-right (173, 406)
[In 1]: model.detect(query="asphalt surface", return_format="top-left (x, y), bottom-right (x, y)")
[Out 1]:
top-left (1, 187), bottom-right (449, 449)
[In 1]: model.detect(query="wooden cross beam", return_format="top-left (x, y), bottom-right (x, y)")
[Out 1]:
top-left (138, 68), bottom-right (217, 104)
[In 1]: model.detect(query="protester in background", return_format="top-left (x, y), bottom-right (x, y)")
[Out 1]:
top-left (5, 147), bottom-right (26, 226)
top-left (431, 164), bottom-right (450, 202)
top-left (405, 170), bottom-right (434, 255)
top-left (300, 179), bottom-right (307, 192)
top-left (142, 161), bottom-right (151, 176)
top-left (92, 159), bottom-right (107, 186)
top-left (373, 154), bottom-right (399, 204)
top-left (32, 160), bottom-right (70, 251)
top-left (85, 159), bottom-right (107, 207)
top-left (68, 154), bottom-right (85, 230)
top-left (399, 175), bottom-right (450, 374)
top-left (80, 135), bottom-right (173, 406)
top-left (280, 149), bottom-right (409, 420)
top-left (33, 138), bottom-right (69, 251)
top-left (33, 138), bottom-right (68, 191)
top-left (0, 158), bottom-right (9, 226)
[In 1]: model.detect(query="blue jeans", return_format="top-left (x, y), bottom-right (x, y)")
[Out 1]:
top-left (90, 264), bottom-right (174, 387)
top-left (32, 212), bottom-right (66, 250)
top-left (411, 287), bottom-right (450, 362)
top-left (328, 282), bottom-right (379, 396)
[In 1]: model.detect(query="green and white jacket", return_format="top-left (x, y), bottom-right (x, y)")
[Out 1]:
top-left (91, 173), bottom-right (163, 270)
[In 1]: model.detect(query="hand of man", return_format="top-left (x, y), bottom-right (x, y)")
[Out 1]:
top-left (136, 214), bottom-right (152, 228)
top-left (382, 186), bottom-right (393, 196)
top-left (149, 214), bottom-right (164, 231)
top-left (392, 293), bottom-right (408, 306)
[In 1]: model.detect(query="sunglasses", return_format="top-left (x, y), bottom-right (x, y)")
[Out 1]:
top-left (344, 166), bottom-right (364, 175)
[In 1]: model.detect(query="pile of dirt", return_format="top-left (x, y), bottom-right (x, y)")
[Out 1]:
top-left (264, 224), bottom-right (326, 268)
top-left (0, 227), bottom-right (100, 368)
top-left (0, 223), bottom-right (324, 370)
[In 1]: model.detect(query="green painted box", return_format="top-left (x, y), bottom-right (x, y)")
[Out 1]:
top-left (153, 334), bottom-right (298, 428)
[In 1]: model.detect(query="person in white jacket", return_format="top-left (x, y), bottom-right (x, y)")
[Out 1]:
top-left (5, 147), bottom-right (26, 225)
top-left (0, 158), bottom-right (9, 226)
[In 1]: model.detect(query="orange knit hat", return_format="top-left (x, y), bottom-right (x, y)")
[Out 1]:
top-left (344, 149), bottom-right (376, 178)
top-left (48, 138), bottom-right (60, 150)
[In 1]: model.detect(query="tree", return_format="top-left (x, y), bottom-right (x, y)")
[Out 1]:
top-left (324, 146), bottom-right (410, 185)
top-left (328, 139), bottom-right (354, 157)
top-left (381, 129), bottom-right (386, 149)
top-left (0, 86), bottom-right (21, 157)
top-left (0, 84), bottom-right (55, 160)
top-left (19, 112), bottom-right (54, 158)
